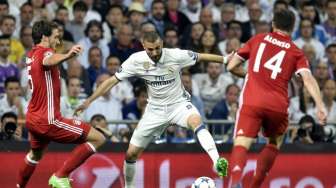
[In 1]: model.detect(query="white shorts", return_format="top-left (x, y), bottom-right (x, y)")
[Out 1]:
top-left (130, 101), bottom-right (200, 148)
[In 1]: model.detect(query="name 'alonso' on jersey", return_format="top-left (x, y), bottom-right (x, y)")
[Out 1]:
top-left (236, 32), bottom-right (310, 113)
top-left (115, 48), bottom-right (198, 106)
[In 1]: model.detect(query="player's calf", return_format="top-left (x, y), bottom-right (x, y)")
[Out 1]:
top-left (187, 114), bottom-right (228, 177)
top-left (17, 150), bottom-right (44, 188)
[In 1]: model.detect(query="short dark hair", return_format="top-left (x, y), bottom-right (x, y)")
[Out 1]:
top-left (90, 114), bottom-right (106, 122)
top-left (134, 85), bottom-right (147, 97)
top-left (108, 4), bottom-right (124, 14)
top-left (106, 55), bottom-right (120, 63)
top-left (84, 20), bottom-right (103, 37)
top-left (0, 34), bottom-right (10, 40)
top-left (227, 20), bottom-right (242, 29)
top-left (1, 112), bottom-right (17, 123)
top-left (164, 26), bottom-right (178, 36)
top-left (56, 4), bottom-right (68, 14)
top-left (151, 0), bottom-right (165, 10)
top-left (0, 0), bottom-right (8, 7)
top-left (302, 0), bottom-right (315, 9)
top-left (0, 14), bottom-right (16, 25)
top-left (273, 0), bottom-right (288, 9)
top-left (20, 2), bottom-right (32, 11)
top-left (273, 10), bottom-right (295, 32)
top-left (32, 20), bottom-right (58, 44)
top-left (4, 76), bottom-right (20, 88)
top-left (20, 25), bottom-right (32, 38)
top-left (142, 31), bottom-right (161, 42)
top-left (327, 43), bottom-right (336, 51)
top-left (225, 83), bottom-right (240, 94)
top-left (73, 0), bottom-right (88, 12)
top-left (88, 46), bottom-right (102, 56)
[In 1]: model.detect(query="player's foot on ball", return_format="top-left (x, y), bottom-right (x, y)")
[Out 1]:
top-left (48, 174), bottom-right (72, 188)
top-left (215, 157), bottom-right (228, 177)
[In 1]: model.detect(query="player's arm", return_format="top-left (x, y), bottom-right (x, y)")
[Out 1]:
top-left (197, 53), bottom-right (230, 64)
top-left (300, 70), bottom-right (327, 124)
top-left (43, 45), bottom-right (83, 66)
top-left (74, 76), bottom-right (120, 115)
top-left (226, 54), bottom-right (246, 78)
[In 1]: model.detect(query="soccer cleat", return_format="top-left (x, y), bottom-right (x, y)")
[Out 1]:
top-left (215, 157), bottom-right (228, 177)
top-left (48, 174), bottom-right (72, 188)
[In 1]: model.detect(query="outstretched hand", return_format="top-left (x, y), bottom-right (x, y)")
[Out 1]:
top-left (74, 100), bottom-right (90, 117)
top-left (224, 51), bottom-right (235, 64)
top-left (317, 105), bottom-right (327, 125)
top-left (68, 44), bottom-right (83, 58)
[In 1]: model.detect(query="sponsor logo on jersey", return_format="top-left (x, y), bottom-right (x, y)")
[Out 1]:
top-left (145, 79), bottom-right (176, 87)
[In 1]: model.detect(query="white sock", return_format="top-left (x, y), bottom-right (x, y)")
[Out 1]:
top-left (196, 127), bottom-right (220, 165)
top-left (123, 160), bottom-right (136, 188)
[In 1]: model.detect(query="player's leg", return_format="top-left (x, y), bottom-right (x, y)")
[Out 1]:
top-left (228, 105), bottom-right (262, 188)
top-left (188, 114), bottom-right (228, 176)
top-left (229, 136), bottom-right (254, 188)
top-left (17, 131), bottom-right (49, 188)
top-left (123, 105), bottom-right (164, 188)
top-left (124, 143), bottom-right (146, 188)
top-left (170, 102), bottom-right (228, 177)
top-left (54, 126), bottom-right (105, 177)
top-left (47, 118), bottom-right (105, 188)
top-left (250, 135), bottom-right (283, 188)
top-left (250, 111), bottom-right (287, 188)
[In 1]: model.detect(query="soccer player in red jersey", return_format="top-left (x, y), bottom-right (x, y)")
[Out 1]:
top-left (226, 10), bottom-right (327, 188)
top-left (16, 21), bottom-right (105, 188)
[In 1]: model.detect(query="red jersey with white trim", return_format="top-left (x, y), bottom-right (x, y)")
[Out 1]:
top-left (237, 32), bottom-right (309, 113)
top-left (26, 46), bottom-right (61, 125)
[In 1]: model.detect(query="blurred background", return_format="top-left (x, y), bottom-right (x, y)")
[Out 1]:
top-left (0, 0), bottom-right (335, 187)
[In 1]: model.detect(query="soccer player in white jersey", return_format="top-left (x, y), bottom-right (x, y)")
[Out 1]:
top-left (75, 31), bottom-right (232, 187)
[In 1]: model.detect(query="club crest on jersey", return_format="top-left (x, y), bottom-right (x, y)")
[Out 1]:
top-left (73, 119), bottom-right (81, 126)
top-left (143, 61), bottom-right (150, 71)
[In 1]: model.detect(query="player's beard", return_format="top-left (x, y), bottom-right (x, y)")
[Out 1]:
top-left (150, 52), bottom-right (162, 63)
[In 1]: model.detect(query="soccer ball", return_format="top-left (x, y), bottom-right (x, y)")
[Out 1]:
top-left (191, 176), bottom-right (216, 188)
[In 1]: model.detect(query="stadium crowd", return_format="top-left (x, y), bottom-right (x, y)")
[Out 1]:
top-left (0, 0), bottom-right (335, 144)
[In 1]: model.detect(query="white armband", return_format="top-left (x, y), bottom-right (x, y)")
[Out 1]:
top-left (223, 56), bottom-right (228, 64)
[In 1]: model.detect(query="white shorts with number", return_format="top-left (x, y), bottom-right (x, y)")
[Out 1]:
top-left (130, 101), bottom-right (200, 148)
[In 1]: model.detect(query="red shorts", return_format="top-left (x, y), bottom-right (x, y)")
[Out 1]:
top-left (234, 105), bottom-right (288, 138)
top-left (26, 117), bottom-right (91, 150)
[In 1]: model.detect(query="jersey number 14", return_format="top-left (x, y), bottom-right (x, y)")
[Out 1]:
top-left (253, 42), bottom-right (286, 79)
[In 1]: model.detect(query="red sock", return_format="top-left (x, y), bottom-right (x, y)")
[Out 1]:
top-left (55, 143), bottom-right (95, 177)
top-left (229, 145), bottom-right (248, 187)
top-left (17, 155), bottom-right (38, 188)
top-left (250, 144), bottom-right (279, 188)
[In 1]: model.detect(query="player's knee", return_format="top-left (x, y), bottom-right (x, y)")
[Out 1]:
top-left (126, 149), bottom-right (141, 161)
top-left (268, 136), bottom-right (283, 149)
top-left (95, 132), bottom-right (106, 148)
top-left (187, 114), bottom-right (202, 129)
top-left (234, 136), bottom-right (254, 149)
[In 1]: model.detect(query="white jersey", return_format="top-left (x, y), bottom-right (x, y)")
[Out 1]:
top-left (115, 48), bottom-right (198, 105)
